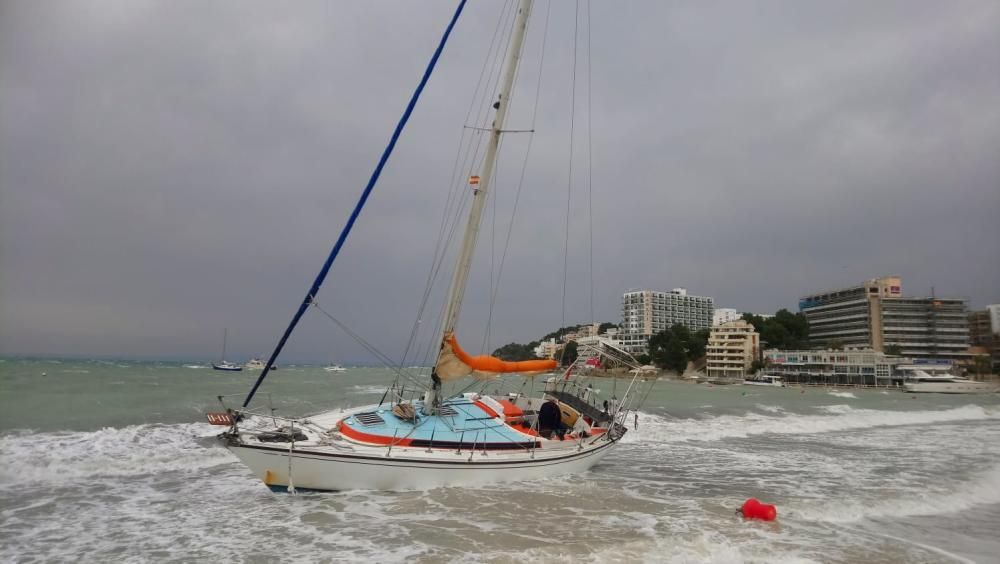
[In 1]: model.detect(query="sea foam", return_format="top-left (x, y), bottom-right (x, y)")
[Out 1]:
top-left (789, 465), bottom-right (1000, 522)
top-left (0, 423), bottom-right (235, 488)
top-left (625, 404), bottom-right (1000, 444)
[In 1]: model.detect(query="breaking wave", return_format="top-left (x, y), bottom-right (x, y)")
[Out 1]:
top-left (790, 465), bottom-right (1000, 522)
top-left (0, 423), bottom-right (235, 488)
top-left (626, 404), bottom-right (1000, 444)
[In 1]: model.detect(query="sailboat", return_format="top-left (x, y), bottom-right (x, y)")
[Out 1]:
top-left (207, 0), bottom-right (651, 491)
top-left (212, 328), bottom-right (243, 372)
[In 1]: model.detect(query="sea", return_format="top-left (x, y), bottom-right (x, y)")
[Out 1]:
top-left (2, 358), bottom-right (999, 563)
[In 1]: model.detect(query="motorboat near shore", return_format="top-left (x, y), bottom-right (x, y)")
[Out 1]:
top-left (743, 375), bottom-right (784, 387)
top-left (245, 358), bottom-right (277, 370)
top-left (899, 365), bottom-right (999, 394)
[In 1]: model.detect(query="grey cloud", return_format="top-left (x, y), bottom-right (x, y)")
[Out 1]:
top-left (1, 1), bottom-right (997, 363)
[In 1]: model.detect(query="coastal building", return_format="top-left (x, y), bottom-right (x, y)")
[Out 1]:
top-left (763, 348), bottom-right (909, 387)
top-left (969, 310), bottom-right (993, 345)
top-left (799, 277), bottom-right (969, 361)
top-left (969, 305), bottom-right (1000, 370)
top-left (533, 338), bottom-right (559, 359)
top-left (574, 334), bottom-right (626, 366)
top-left (705, 320), bottom-right (759, 379)
top-left (989, 304), bottom-right (1000, 333)
top-left (620, 288), bottom-right (714, 355)
top-left (712, 308), bottom-right (741, 326)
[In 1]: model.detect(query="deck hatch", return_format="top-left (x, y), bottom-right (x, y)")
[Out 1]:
top-left (354, 412), bottom-right (385, 426)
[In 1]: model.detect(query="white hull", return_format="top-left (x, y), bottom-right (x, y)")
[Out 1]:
top-left (226, 439), bottom-right (619, 491)
top-left (743, 379), bottom-right (783, 387)
top-left (903, 381), bottom-right (999, 394)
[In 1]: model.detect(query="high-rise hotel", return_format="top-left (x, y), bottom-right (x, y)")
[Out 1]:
top-left (799, 276), bottom-right (969, 360)
top-left (620, 288), bottom-right (714, 354)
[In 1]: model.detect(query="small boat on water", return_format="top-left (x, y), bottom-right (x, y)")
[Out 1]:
top-left (323, 364), bottom-right (347, 373)
top-left (245, 358), bottom-right (277, 371)
top-left (212, 329), bottom-right (243, 372)
top-left (899, 366), bottom-right (999, 394)
top-left (744, 375), bottom-right (784, 387)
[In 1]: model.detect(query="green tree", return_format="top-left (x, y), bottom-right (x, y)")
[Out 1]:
top-left (649, 324), bottom-right (701, 372)
top-left (663, 339), bottom-right (688, 373)
top-left (749, 358), bottom-right (769, 374)
top-left (743, 310), bottom-right (809, 349)
top-left (598, 322), bottom-right (618, 334)
top-left (492, 342), bottom-right (540, 361)
top-left (541, 325), bottom-right (581, 342)
top-left (688, 328), bottom-right (710, 360)
top-left (972, 355), bottom-right (991, 376)
top-left (561, 341), bottom-right (579, 366)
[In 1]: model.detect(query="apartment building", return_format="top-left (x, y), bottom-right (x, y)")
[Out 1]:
top-left (705, 320), bottom-right (759, 379)
top-left (620, 288), bottom-right (714, 354)
top-left (799, 277), bottom-right (969, 360)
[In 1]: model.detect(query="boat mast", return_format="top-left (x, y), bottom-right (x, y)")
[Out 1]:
top-left (221, 328), bottom-right (228, 362)
top-left (431, 0), bottom-right (533, 397)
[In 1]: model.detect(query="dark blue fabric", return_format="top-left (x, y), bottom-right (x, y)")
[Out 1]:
top-left (243, 0), bottom-right (468, 408)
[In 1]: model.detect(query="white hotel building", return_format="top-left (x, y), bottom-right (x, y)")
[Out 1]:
top-left (712, 308), bottom-right (741, 326)
top-left (620, 288), bottom-right (714, 355)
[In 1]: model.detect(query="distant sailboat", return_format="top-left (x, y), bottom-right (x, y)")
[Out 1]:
top-left (323, 363), bottom-right (347, 373)
top-left (212, 329), bottom-right (242, 372)
top-left (207, 0), bottom-right (652, 492)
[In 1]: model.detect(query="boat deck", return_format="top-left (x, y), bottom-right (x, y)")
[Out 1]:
top-left (336, 397), bottom-right (540, 450)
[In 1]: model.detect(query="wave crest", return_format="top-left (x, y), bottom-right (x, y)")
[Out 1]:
top-left (0, 423), bottom-right (234, 488)
top-left (625, 404), bottom-right (999, 444)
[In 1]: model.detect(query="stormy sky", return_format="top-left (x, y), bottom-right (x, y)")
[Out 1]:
top-left (1, 0), bottom-right (998, 363)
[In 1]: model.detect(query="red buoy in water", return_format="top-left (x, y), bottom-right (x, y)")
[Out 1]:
top-left (741, 498), bottom-right (777, 521)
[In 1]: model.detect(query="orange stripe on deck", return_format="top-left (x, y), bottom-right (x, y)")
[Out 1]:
top-left (337, 421), bottom-right (414, 447)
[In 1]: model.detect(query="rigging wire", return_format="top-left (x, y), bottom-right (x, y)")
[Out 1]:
top-left (398, 0), bottom-right (516, 373)
top-left (561, 0), bottom-right (580, 331)
top-left (409, 2), bottom-right (524, 378)
top-left (482, 0), bottom-right (552, 348)
top-left (483, 150), bottom-right (500, 354)
top-left (240, 0), bottom-right (467, 408)
top-left (558, 0), bottom-right (580, 365)
top-left (587, 0), bottom-right (595, 325)
top-left (311, 300), bottom-right (429, 392)
top-left (423, 2), bottom-right (518, 357)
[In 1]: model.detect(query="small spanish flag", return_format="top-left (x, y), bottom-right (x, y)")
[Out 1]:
top-left (469, 175), bottom-right (480, 185)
